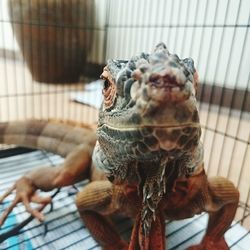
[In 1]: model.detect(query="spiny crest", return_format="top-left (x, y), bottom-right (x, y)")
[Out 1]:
top-left (105, 43), bottom-right (196, 86)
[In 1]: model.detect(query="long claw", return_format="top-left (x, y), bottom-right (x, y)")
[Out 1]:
top-left (22, 195), bottom-right (44, 222)
top-left (0, 199), bottom-right (19, 227)
top-left (0, 185), bottom-right (15, 204)
top-left (0, 188), bottom-right (59, 240)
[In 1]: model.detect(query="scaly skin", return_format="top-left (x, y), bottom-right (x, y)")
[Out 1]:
top-left (0, 43), bottom-right (239, 250)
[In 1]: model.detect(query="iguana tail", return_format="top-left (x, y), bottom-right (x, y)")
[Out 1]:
top-left (0, 120), bottom-right (96, 157)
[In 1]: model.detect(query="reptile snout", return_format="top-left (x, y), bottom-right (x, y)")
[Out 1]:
top-left (131, 50), bottom-right (196, 105)
top-left (131, 69), bottom-right (195, 106)
top-left (149, 65), bottom-right (187, 89)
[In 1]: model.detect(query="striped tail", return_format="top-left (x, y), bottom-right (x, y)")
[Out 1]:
top-left (0, 120), bottom-right (96, 157)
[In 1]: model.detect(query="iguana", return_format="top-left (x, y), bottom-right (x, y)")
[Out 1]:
top-left (0, 43), bottom-right (239, 250)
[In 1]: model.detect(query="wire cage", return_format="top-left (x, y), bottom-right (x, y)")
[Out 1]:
top-left (0, 0), bottom-right (250, 249)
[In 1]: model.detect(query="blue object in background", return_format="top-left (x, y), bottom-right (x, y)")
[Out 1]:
top-left (0, 202), bottom-right (33, 250)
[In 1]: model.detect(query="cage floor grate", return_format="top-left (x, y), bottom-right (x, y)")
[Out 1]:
top-left (0, 150), bottom-right (250, 250)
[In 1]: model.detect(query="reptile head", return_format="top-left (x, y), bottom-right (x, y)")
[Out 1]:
top-left (93, 43), bottom-right (201, 183)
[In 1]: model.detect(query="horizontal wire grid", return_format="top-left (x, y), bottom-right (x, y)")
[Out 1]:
top-left (0, 0), bottom-right (250, 242)
top-left (0, 151), bottom-right (249, 249)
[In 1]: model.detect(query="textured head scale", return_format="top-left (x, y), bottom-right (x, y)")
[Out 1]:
top-left (93, 43), bottom-right (203, 235)
top-left (95, 42), bottom-right (201, 174)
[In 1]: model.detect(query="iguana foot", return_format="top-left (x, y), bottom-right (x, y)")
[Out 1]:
top-left (187, 237), bottom-right (229, 250)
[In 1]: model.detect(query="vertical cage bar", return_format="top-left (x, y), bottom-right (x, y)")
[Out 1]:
top-left (210, 0), bottom-right (242, 175)
top-left (200, 0), bottom-right (230, 175)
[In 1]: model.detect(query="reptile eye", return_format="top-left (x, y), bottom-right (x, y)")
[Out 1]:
top-left (103, 79), bottom-right (111, 90)
top-left (100, 69), bottom-right (117, 109)
top-left (101, 78), bottom-right (117, 109)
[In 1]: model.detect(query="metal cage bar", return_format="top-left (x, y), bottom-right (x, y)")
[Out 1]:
top-left (0, 0), bottom-right (250, 248)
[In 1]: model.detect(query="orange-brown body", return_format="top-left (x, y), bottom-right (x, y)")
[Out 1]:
top-left (0, 44), bottom-right (239, 249)
top-left (0, 120), bottom-right (239, 249)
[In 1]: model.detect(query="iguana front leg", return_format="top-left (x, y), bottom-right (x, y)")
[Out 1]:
top-left (188, 176), bottom-right (239, 250)
top-left (0, 143), bottom-right (93, 226)
top-left (75, 180), bottom-right (129, 250)
top-left (161, 171), bottom-right (239, 250)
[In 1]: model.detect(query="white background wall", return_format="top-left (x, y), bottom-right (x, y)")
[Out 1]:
top-left (105, 0), bottom-right (250, 90)
top-left (0, 0), bottom-right (19, 51)
top-left (0, 0), bottom-right (249, 89)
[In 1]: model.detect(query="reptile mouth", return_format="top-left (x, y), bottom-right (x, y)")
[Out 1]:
top-left (149, 74), bottom-right (185, 89)
top-left (148, 63), bottom-right (187, 86)
top-left (144, 67), bottom-right (193, 103)
top-left (98, 122), bottom-right (200, 131)
top-left (159, 83), bottom-right (185, 94)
